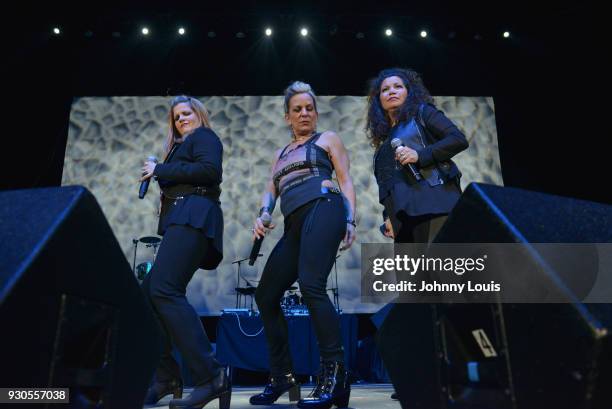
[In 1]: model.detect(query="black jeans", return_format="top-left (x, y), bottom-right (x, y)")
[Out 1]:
top-left (255, 194), bottom-right (346, 376)
top-left (395, 213), bottom-right (448, 244)
top-left (141, 224), bottom-right (222, 385)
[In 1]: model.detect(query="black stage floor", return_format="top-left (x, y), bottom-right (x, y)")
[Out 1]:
top-left (144, 383), bottom-right (400, 409)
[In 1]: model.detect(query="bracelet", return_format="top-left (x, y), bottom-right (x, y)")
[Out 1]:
top-left (346, 219), bottom-right (357, 227)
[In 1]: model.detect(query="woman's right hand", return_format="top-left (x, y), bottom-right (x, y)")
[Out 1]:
top-left (252, 213), bottom-right (276, 241)
top-left (383, 218), bottom-right (395, 239)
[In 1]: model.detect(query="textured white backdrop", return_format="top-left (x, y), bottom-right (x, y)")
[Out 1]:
top-left (62, 96), bottom-right (502, 314)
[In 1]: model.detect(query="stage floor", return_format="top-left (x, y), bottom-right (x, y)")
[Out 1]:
top-left (144, 383), bottom-right (400, 409)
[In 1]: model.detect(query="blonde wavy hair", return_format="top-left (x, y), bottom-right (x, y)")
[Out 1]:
top-left (164, 95), bottom-right (211, 160)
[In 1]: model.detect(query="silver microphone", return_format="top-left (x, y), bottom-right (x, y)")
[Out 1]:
top-left (390, 138), bottom-right (421, 181)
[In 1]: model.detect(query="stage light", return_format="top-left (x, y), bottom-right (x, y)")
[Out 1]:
top-left (141, 27), bottom-right (149, 35)
top-left (420, 30), bottom-right (427, 38)
top-left (300, 27), bottom-right (308, 37)
top-left (53, 27), bottom-right (60, 35)
top-left (178, 27), bottom-right (186, 35)
top-left (236, 31), bottom-right (245, 38)
top-left (265, 27), bottom-right (272, 36)
top-left (385, 28), bottom-right (392, 36)
top-left (503, 31), bottom-right (510, 38)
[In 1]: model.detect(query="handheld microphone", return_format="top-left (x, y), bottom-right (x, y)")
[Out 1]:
top-left (249, 212), bottom-right (271, 265)
top-left (390, 138), bottom-right (421, 181)
top-left (139, 156), bottom-right (158, 199)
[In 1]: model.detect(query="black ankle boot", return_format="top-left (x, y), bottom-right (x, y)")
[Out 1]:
top-left (297, 361), bottom-right (350, 409)
top-left (249, 373), bottom-right (301, 405)
top-left (144, 379), bottom-right (183, 404)
top-left (169, 369), bottom-right (231, 409)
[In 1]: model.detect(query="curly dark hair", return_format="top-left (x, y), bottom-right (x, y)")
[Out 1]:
top-left (365, 68), bottom-right (434, 149)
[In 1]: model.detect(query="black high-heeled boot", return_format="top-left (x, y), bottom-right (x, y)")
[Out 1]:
top-left (249, 373), bottom-right (301, 405)
top-left (144, 379), bottom-right (183, 404)
top-left (169, 369), bottom-right (231, 409)
top-left (297, 361), bottom-right (350, 409)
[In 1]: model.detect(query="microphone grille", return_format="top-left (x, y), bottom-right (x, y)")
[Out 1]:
top-left (260, 212), bottom-right (272, 227)
top-left (390, 138), bottom-right (402, 149)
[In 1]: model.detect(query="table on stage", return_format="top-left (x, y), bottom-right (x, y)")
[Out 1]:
top-left (216, 313), bottom-right (357, 375)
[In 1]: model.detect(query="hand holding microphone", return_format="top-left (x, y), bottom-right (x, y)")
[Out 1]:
top-left (250, 212), bottom-right (275, 265)
top-left (139, 156), bottom-right (158, 199)
top-left (390, 138), bottom-right (421, 181)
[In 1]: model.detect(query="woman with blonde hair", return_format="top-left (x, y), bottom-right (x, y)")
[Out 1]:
top-left (140, 95), bottom-right (230, 409)
top-left (249, 81), bottom-right (356, 409)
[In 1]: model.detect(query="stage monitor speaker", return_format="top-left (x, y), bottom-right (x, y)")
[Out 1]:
top-left (378, 183), bottom-right (612, 409)
top-left (0, 186), bottom-right (162, 409)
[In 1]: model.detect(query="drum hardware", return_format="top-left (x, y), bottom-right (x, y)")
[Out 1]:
top-left (232, 256), bottom-right (258, 313)
top-left (131, 235), bottom-right (161, 281)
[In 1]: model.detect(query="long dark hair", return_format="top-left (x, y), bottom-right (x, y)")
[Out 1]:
top-left (365, 68), bottom-right (434, 149)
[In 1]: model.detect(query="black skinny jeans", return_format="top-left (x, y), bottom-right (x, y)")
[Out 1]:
top-left (255, 194), bottom-right (347, 376)
top-left (141, 224), bottom-right (222, 386)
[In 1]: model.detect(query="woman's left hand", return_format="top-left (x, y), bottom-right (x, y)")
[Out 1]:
top-left (340, 223), bottom-right (356, 251)
top-left (395, 146), bottom-right (419, 165)
top-left (140, 160), bottom-right (157, 181)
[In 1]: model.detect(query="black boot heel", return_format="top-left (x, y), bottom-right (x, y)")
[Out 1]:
top-left (333, 389), bottom-right (351, 408)
top-left (144, 379), bottom-right (183, 404)
top-left (297, 361), bottom-right (350, 409)
top-left (169, 368), bottom-right (230, 409)
top-left (219, 390), bottom-right (231, 409)
top-left (289, 384), bottom-right (301, 401)
top-left (249, 372), bottom-right (300, 405)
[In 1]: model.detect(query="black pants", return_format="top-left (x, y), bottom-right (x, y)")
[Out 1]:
top-left (255, 194), bottom-right (346, 376)
top-left (395, 213), bottom-right (448, 244)
top-left (141, 224), bottom-right (222, 385)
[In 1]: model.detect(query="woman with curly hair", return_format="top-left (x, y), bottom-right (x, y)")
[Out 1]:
top-left (366, 68), bottom-right (468, 244)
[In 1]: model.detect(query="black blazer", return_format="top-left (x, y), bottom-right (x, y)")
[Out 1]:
top-left (154, 126), bottom-right (224, 269)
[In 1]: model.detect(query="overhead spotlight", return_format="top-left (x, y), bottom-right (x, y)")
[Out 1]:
top-left (385, 28), bottom-right (392, 36)
top-left (141, 27), bottom-right (149, 35)
top-left (503, 31), bottom-right (510, 38)
top-left (178, 27), bottom-right (186, 35)
top-left (236, 31), bottom-right (245, 38)
top-left (208, 31), bottom-right (216, 38)
top-left (356, 32), bottom-right (365, 39)
top-left (265, 27), bottom-right (272, 36)
top-left (300, 27), bottom-right (308, 37)
top-left (420, 30), bottom-right (427, 38)
top-left (52, 27), bottom-right (60, 35)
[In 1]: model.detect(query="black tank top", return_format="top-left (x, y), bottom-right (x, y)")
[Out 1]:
top-left (272, 133), bottom-right (334, 217)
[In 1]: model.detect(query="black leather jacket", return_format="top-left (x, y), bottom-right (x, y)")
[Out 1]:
top-left (374, 103), bottom-right (468, 205)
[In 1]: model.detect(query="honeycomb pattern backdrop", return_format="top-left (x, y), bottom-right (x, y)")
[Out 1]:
top-left (62, 95), bottom-right (502, 314)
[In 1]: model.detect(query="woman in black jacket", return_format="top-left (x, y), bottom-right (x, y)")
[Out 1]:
top-left (140, 95), bottom-right (230, 409)
top-left (367, 68), bottom-right (469, 244)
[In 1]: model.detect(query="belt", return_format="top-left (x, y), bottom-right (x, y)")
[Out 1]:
top-left (162, 186), bottom-right (221, 203)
